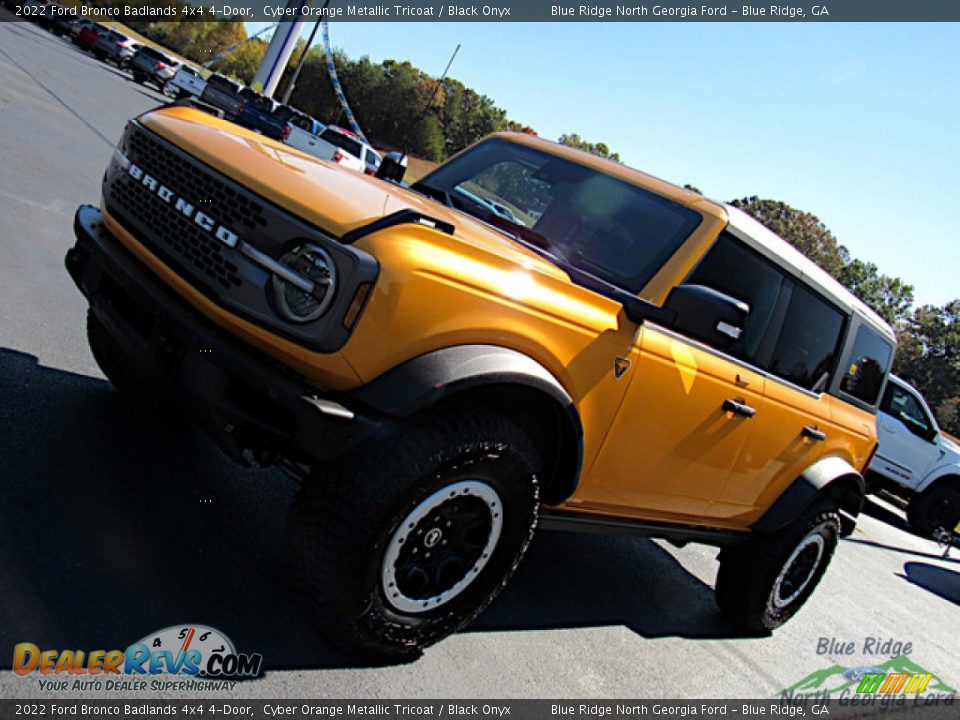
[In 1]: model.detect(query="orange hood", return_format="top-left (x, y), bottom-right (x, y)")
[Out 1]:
top-left (141, 107), bottom-right (566, 279)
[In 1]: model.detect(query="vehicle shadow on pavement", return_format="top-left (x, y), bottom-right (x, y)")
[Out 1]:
top-left (0, 348), bottom-right (748, 674)
top-left (861, 496), bottom-right (913, 533)
top-left (473, 530), bottom-right (749, 640)
top-left (844, 537), bottom-right (960, 564)
top-left (899, 562), bottom-right (960, 607)
top-left (0, 348), bottom-right (364, 671)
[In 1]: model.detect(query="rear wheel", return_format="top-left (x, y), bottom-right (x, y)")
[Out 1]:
top-left (907, 483), bottom-right (960, 538)
top-left (716, 499), bottom-right (840, 634)
top-left (132, 71), bottom-right (146, 84)
top-left (286, 407), bottom-right (541, 661)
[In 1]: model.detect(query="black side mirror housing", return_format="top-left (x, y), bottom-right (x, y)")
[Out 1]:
top-left (376, 151), bottom-right (407, 184)
top-left (663, 284), bottom-right (749, 350)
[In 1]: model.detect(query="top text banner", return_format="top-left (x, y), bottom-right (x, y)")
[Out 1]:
top-left (13, 0), bottom-right (960, 22)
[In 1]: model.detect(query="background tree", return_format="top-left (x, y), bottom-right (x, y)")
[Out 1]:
top-left (558, 133), bottom-right (620, 161)
top-left (895, 301), bottom-right (960, 436)
top-left (729, 196), bottom-right (849, 277)
top-left (837, 259), bottom-right (915, 326)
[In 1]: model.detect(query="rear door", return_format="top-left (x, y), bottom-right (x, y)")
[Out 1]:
top-left (719, 282), bottom-right (848, 523)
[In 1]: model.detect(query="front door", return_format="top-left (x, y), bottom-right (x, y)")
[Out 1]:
top-left (874, 382), bottom-right (941, 486)
top-left (577, 323), bottom-right (764, 521)
top-left (577, 232), bottom-right (792, 523)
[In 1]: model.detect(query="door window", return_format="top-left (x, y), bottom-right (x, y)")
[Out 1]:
top-left (765, 284), bottom-right (845, 392)
top-left (685, 233), bottom-right (785, 361)
top-left (882, 384), bottom-right (933, 436)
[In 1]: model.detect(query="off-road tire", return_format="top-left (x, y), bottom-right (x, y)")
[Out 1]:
top-left (716, 499), bottom-right (840, 634)
top-left (286, 407), bottom-right (541, 662)
top-left (86, 310), bottom-right (167, 410)
top-left (906, 483), bottom-right (960, 538)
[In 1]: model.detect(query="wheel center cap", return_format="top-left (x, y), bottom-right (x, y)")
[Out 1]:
top-left (423, 528), bottom-right (443, 548)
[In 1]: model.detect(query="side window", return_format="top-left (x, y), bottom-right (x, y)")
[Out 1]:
top-left (882, 385), bottom-right (932, 434)
top-left (840, 326), bottom-right (894, 405)
top-left (766, 284), bottom-right (845, 392)
top-left (685, 233), bottom-right (785, 361)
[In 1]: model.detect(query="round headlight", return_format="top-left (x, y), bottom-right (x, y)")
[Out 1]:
top-left (271, 244), bottom-right (336, 323)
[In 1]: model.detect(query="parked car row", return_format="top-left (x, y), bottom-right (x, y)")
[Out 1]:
top-left (195, 72), bottom-right (384, 174)
top-left (20, 6), bottom-right (386, 175)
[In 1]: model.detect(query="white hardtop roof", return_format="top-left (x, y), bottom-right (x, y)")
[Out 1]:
top-left (722, 204), bottom-right (896, 343)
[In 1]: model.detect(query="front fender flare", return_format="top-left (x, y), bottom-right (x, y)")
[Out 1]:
top-left (915, 465), bottom-right (960, 495)
top-left (753, 455), bottom-right (865, 535)
top-left (350, 345), bottom-right (584, 503)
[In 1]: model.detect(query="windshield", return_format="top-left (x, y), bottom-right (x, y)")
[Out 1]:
top-left (417, 138), bottom-right (702, 294)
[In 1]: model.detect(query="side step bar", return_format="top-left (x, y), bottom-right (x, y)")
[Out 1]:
top-left (539, 510), bottom-right (748, 548)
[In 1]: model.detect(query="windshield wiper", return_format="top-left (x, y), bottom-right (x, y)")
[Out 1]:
top-left (411, 181), bottom-right (453, 208)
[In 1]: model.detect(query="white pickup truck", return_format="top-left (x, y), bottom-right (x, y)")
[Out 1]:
top-left (167, 65), bottom-right (206, 100)
top-left (307, 125), bottom-right (382, 175)
top-left (868, 375), bottom-right (960, 536)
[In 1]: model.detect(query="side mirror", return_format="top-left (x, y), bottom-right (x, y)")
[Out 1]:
top-left (663, 284), bottom-right (749, 350)
top-left (376, 151), bottom-right (407, 184)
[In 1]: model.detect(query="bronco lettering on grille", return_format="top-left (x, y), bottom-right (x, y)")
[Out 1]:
top-left (127, 163), bottom-right (239, 249)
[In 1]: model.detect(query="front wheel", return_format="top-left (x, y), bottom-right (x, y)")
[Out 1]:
top-left (907, 484), bottom-right (960, 538)
top-left (716, 499), bottom-right (840, 633)
top-left (286, 407), bottom-right (541, 661)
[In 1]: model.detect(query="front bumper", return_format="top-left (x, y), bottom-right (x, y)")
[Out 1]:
top-left (66, 204), bottom-right (384, 466)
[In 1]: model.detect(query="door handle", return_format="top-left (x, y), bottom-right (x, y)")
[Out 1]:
top-left (802, 425), bottom-right (827, 442)
top-left (723, 398), bottom-right (756, 419)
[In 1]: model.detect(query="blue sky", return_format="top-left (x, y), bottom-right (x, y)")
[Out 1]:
top-left (247, 22), bottom-right (959, 307)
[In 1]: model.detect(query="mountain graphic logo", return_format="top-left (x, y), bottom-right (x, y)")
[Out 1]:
top-left (779, 655), bottom-right (955, 697)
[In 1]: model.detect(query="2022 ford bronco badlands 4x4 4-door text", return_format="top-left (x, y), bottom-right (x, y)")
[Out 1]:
top-left (66, 105), bottom-right (896, 660)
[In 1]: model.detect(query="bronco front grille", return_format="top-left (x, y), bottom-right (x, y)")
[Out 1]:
top-left (126, 127), bottom-right (267, 232)
top-left (110, 179), bottom-right (242, 290)
top-left (100, 120), bottom-right (381, 354)
top-left (106, 127), bottom-right (275, 291)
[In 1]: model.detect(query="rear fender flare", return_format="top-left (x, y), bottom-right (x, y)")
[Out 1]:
top-left (753, 455), bottom-right (865, 535)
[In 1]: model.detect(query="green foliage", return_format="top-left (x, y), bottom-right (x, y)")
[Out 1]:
top-left (123, 19), bottom-right (248, 67)
top-left (837, 259), bottom-right (914, 326)
top-left (895, 301), bottom-right (960, 436)
top-left (558, 133), bottom-right (620, 162)
top-left (212, 38), bottom-right (267, 84)
top-left (279, 53), bottom-right (507, 162)
top-left (730, 196), bottom-right (850, 277)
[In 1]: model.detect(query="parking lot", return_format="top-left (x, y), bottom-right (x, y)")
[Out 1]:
top-left (1, 14), bottom-right (958, 700)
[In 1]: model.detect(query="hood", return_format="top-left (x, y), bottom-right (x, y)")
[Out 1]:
top-left (141, 107), bottom-right (567, 280)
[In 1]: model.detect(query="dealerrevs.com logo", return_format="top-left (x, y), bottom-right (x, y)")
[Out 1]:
top-left (14, 625), bottom-right (263, 692)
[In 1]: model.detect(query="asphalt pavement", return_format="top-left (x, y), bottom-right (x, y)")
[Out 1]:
top-left (0, 15), bottom-right (958, 700)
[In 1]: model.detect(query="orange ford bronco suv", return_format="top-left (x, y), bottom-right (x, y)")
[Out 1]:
top-left (66, 105), bottom-right (896, 660)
